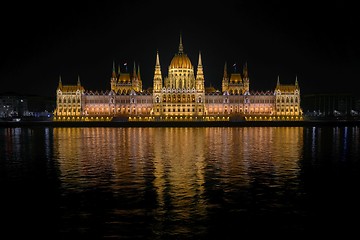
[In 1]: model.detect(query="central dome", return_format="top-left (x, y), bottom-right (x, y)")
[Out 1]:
top-left (170, 53), bottom-right (192, 69)
top-left (169, 35), bottom-right (193, 69)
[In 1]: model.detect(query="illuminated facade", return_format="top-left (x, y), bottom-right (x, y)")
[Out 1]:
top-left (54, 36), bottom-right (303, 121)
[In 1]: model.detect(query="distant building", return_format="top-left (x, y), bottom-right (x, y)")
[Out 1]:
top-left (54, 36), bottom-right (303, 122)
top-left (0, 93), bottom-right (28, 118)
top-left (302, 93), bottom-right (360, 118)
top-left (0, 93), bottom-right (54, 120)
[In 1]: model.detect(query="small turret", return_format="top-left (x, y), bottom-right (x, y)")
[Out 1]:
top-left (196, 51), bottom-right (204, 91)
top-left (222, 62), bottom-right (229, 92)
top-left (58, 75), bottom-right (62, 90)
top-left (243, 62), bottom-right (249, 93)
top-left (295, 76), bottom-right (299, 89)
top-left (77, 75), bottom-right (81, 86)
top-left (153, 50), bottom-right (163, 92)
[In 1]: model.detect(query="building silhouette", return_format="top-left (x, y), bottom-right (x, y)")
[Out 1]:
top-left (54, 36), bottom-right (302, 122)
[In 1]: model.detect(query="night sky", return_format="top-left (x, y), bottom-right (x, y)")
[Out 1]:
top-left (1, 1), bottom-right (359, 98)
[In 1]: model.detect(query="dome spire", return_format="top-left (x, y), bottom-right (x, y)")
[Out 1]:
top-left (179, 33), bottom-right (183, 54)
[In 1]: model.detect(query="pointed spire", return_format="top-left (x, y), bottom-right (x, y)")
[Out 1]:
top-left (77, 75), bottom-right (81, 86)
top-left (156, 50), bottom-right (160, 66)
top-left (179, 33), bottom-right (184, 54)
top-left (137, 65), bottom-right (141, 81)
top-left (133, 61), bottom-right (137, 77)
top-left (243, 61), bottom-right (248, 78)
top-left (222, 62), bottom-right (229, 93)
top-left (196, 51), bottom-right (204, 81)
top-left (154, 50), bottom-right (162, 77)
top-left (153, 50), bottom-right (163, 91)
top-left (295, 75), bottom-right (299, 87)
top-left (58, 75), bottom-right (62, 89)
top-left (112, 60), bottom-right (116, 78)
top-left (223, 62), bottom-right (228, 78)
top-left (198, 51), bottom-right (202, 66)
top-left (277, 75), bottom-right (280, 86)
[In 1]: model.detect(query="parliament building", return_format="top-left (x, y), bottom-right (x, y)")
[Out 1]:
top-left (53, 36), bottom-right (303, 122)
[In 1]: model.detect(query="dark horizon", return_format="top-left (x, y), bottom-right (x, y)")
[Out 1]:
top-left (1, 1), bottom-right (359, 98)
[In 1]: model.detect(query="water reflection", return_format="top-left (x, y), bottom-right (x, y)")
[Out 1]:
top-left (53, 127), bottom-right (305, 238)
top-left (3, 126), bottom-right (360, 238)
top-left (304, 126), bottom-right (360, 163)
top-left (0, 127), bottom-right (59, 238)
top-left (301, 126), bottom-right (360, 236)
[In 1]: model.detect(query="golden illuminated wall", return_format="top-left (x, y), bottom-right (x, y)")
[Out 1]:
top-left (205, 93), bottom-right (274, 116)
top-left (275, 81), bottom-right (302, 116)
top-left (55, 85), bottom-right (84, 118)
top-left (275, 93), bottom-right (301, 116)
top-left (83, 94), bottom-right (113, 116)
top-left (246, 94), bottom-right (275, 115)
top-left (83, 93), bottom-right (153, 116)
top-left (54, 82), bottom-right (302, 121)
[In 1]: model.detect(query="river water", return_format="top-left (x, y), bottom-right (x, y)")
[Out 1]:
top-left (1, 126), bottom-right (359, 239)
